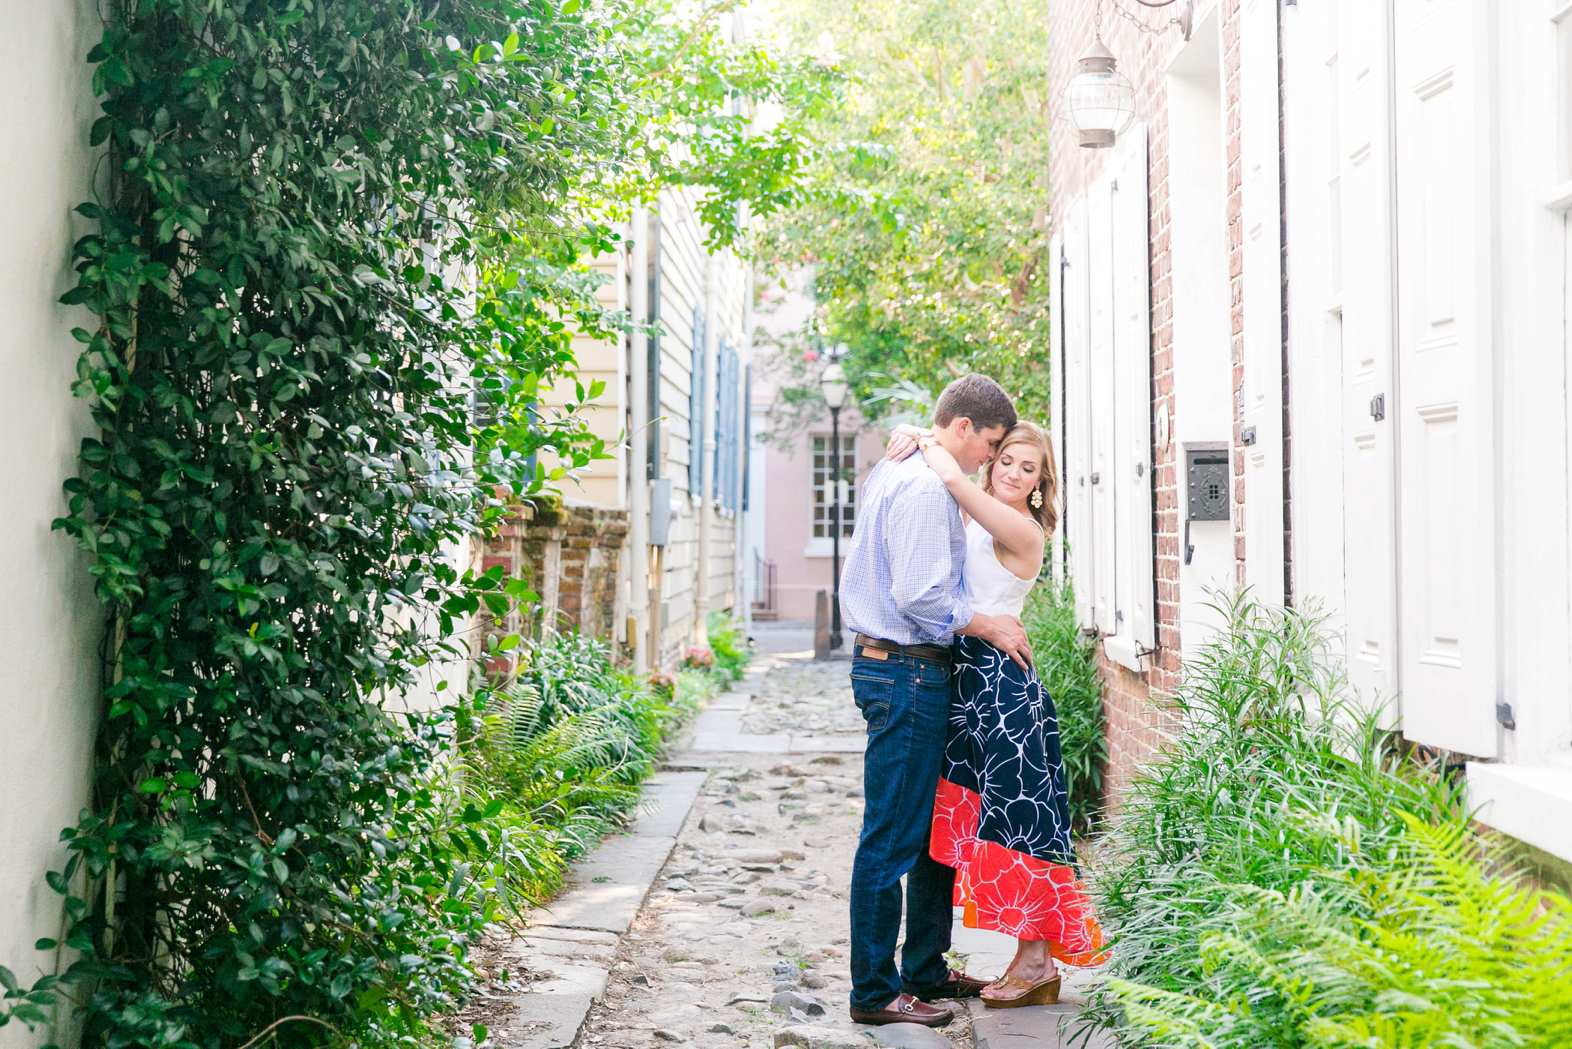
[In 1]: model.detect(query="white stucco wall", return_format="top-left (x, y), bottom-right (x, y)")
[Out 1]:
top-left (0, 4), bottom-right (105, 1047)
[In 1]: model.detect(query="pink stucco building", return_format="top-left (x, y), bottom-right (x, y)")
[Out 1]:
top-left (743, 279), bottom-right (889, 629)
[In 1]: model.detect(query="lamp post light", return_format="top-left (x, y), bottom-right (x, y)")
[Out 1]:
top-left (819, 355), bottom-right (849, 651)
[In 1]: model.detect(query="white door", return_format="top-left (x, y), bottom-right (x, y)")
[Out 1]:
top-left (1337, 0), bottom-right (1401, 711)
top-left (1392, 0), bottom-right (1497, 756)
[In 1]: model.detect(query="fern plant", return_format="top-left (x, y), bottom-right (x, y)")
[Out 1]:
top-left (445, 631), bottom-right (682, 902)
top-left (1107, 815), bottom-right (1572, 1048)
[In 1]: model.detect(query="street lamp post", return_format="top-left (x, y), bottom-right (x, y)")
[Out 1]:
top-left (819, 358), bottom-right (849, 651)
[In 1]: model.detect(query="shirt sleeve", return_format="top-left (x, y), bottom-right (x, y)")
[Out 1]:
top-left (883, 474), bottom-right (974, 641)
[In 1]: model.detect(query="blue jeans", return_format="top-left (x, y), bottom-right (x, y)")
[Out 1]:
top-left (847, 647), bottom-right (956, 1011)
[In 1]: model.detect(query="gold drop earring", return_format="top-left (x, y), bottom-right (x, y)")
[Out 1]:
top-left (1030, 487), bottom-right (1044, 509)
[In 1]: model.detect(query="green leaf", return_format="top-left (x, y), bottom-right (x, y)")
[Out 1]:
top-left (137, 777), bottom-right (167, 794)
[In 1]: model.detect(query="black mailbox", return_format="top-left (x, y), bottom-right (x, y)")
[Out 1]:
top-left (1186, 446), bottom-right (1229, 522)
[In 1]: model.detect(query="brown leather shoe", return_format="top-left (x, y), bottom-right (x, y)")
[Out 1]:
top-left (849, 993), bottom-right (955, 1027)
top-left (904, 968), bottom-right (991, 1002)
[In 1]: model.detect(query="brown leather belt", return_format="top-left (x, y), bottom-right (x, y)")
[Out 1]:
top-left (854, 633), bottom-right (953, 664)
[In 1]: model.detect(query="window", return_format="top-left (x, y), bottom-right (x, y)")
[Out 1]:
top-left (1059, 124), bottom-right (1156, 672)
top-left (811, 435), bottom-right (856, 539)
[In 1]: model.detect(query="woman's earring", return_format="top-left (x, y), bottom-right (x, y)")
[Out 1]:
top-left (1031, 487), bottom-right (1044, 509)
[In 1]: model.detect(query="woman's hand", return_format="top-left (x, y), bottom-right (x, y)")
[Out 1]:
top-left (884, 424), bottom-right (929, 462)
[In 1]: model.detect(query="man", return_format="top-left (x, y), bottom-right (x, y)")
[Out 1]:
top-left (838, 374), bottom-right (1033, 1027)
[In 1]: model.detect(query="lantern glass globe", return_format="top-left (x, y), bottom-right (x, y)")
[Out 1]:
top-left (820, 362), bottom-right (849, 410)
top-left (1064, 38), bottom-right (1136, 148)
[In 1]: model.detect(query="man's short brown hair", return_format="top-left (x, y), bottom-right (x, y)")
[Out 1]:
top-left (934, 374), bottom-right (1017, 433)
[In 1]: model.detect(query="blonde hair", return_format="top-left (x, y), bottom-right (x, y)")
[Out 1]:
top-left (981, 422), bottom-right (1059, 534)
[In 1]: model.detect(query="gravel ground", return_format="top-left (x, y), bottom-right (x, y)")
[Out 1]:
top-left (574, 752), bottom-right (975, 1049)
top-left (738, 661), bottom-right (864, 738)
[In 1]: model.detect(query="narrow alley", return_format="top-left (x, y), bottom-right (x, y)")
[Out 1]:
top-left (488, 630), bottom-right (1109, 1049)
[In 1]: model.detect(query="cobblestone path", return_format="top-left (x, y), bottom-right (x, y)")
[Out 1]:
top-left (568, 647), bottom-right (1108, 1049)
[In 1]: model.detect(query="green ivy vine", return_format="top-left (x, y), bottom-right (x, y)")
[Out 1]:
top-left (0, 2), bottom-right (836, 1046)
top-left (35, 2), bottom-right (619, 1046)
top-left (0, 1), bottom-right (737, 1047)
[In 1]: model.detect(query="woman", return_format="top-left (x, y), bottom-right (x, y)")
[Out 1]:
top-left (884, 421), bottom-right (1106, 1007)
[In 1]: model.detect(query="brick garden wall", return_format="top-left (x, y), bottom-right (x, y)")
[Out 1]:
top-left (479, 501), bottom-right (630, 667)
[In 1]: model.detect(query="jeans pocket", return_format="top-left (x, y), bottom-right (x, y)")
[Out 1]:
top-left (850, 671), bottom-right (893, 733)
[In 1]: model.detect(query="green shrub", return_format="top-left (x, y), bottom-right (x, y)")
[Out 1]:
top-left (515, 631), bottom-right (639, 728)
top-left (1086, 595), bottom-right (1479, 1044)
top-left (707, 610), bottom-right (753, 681)
top-left (1108, 816), bottom-right (1572, 1048)
top-left (1022, 582), bottom-right (1106, 833)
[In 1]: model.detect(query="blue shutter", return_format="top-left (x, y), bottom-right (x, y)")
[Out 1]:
top-left (688, 306), bottom-right (705, 496)
top-left (717, 344), bottom-right (739, 511)
top-left (712, 343), bottom-right (725, 503)
top-left (741, 364), bottom-right (752, 512)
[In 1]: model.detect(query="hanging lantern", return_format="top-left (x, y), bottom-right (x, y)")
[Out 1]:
top-left (1064, 37), bottom-right (1136, 149)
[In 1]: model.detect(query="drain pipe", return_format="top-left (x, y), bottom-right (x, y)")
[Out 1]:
top-left (629, 207), bottom-right (652, 673)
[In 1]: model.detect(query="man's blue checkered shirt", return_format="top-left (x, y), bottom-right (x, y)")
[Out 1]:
top-left (840, 454), bottom-right (973, 646)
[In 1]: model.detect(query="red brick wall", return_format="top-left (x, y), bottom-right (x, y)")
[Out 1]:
top-left (479, 502), bottom-right (631, 673)
top-left (1222, 0), bottom-right (1248, 588)
top-left (1049, 2), bottom-right (1221, 802)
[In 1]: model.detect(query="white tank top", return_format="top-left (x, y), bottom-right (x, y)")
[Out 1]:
top-left (961, 518), bottom-right (1037, 617)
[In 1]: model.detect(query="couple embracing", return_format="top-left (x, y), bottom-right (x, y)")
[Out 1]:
top-left (840, 375), bottom-right (1107, 1027)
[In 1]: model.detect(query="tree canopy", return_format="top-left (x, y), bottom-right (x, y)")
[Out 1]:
top-left (759, 0), bottom-right (1055, 428)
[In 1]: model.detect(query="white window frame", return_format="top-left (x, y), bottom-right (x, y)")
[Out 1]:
top-left (805, 433), bottom-right (856, 557)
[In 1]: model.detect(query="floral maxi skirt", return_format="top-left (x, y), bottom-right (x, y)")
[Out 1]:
top-left (929, 636), bottom-right (1108, 966)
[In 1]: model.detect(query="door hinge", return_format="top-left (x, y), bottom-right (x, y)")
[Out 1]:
top-left (1370, 393), bottom-right (1385, 421)
top-left (1239, 426), bottom-right (1257, 446)
top-left (1496, 703), bottom-right (1516, 731)
top-left (1090, 472), bottom-right (1101, 484)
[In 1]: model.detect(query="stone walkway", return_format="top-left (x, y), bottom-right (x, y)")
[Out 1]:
top-left (484, 640), bottom-right (1109, 1049)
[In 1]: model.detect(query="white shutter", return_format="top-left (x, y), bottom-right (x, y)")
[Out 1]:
top-left (1061, 200), bottom-right (1095, 629)
top-left (1336, 0), bottom-right (1400, 709)
top-left (1239, 0), bottom-right (1285, 606)
top-left (1111, 126), bottom-right (1156, 661)
top-left (1087, 174), bottom-right (1117, 634)
top-left (1392, 0), bottom-right (1497, 756)
top-left (1047, 231), bottom-right (1067, 585)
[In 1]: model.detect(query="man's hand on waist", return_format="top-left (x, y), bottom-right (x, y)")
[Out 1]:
top-left (957, 612), bottom-right (1033, 669)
